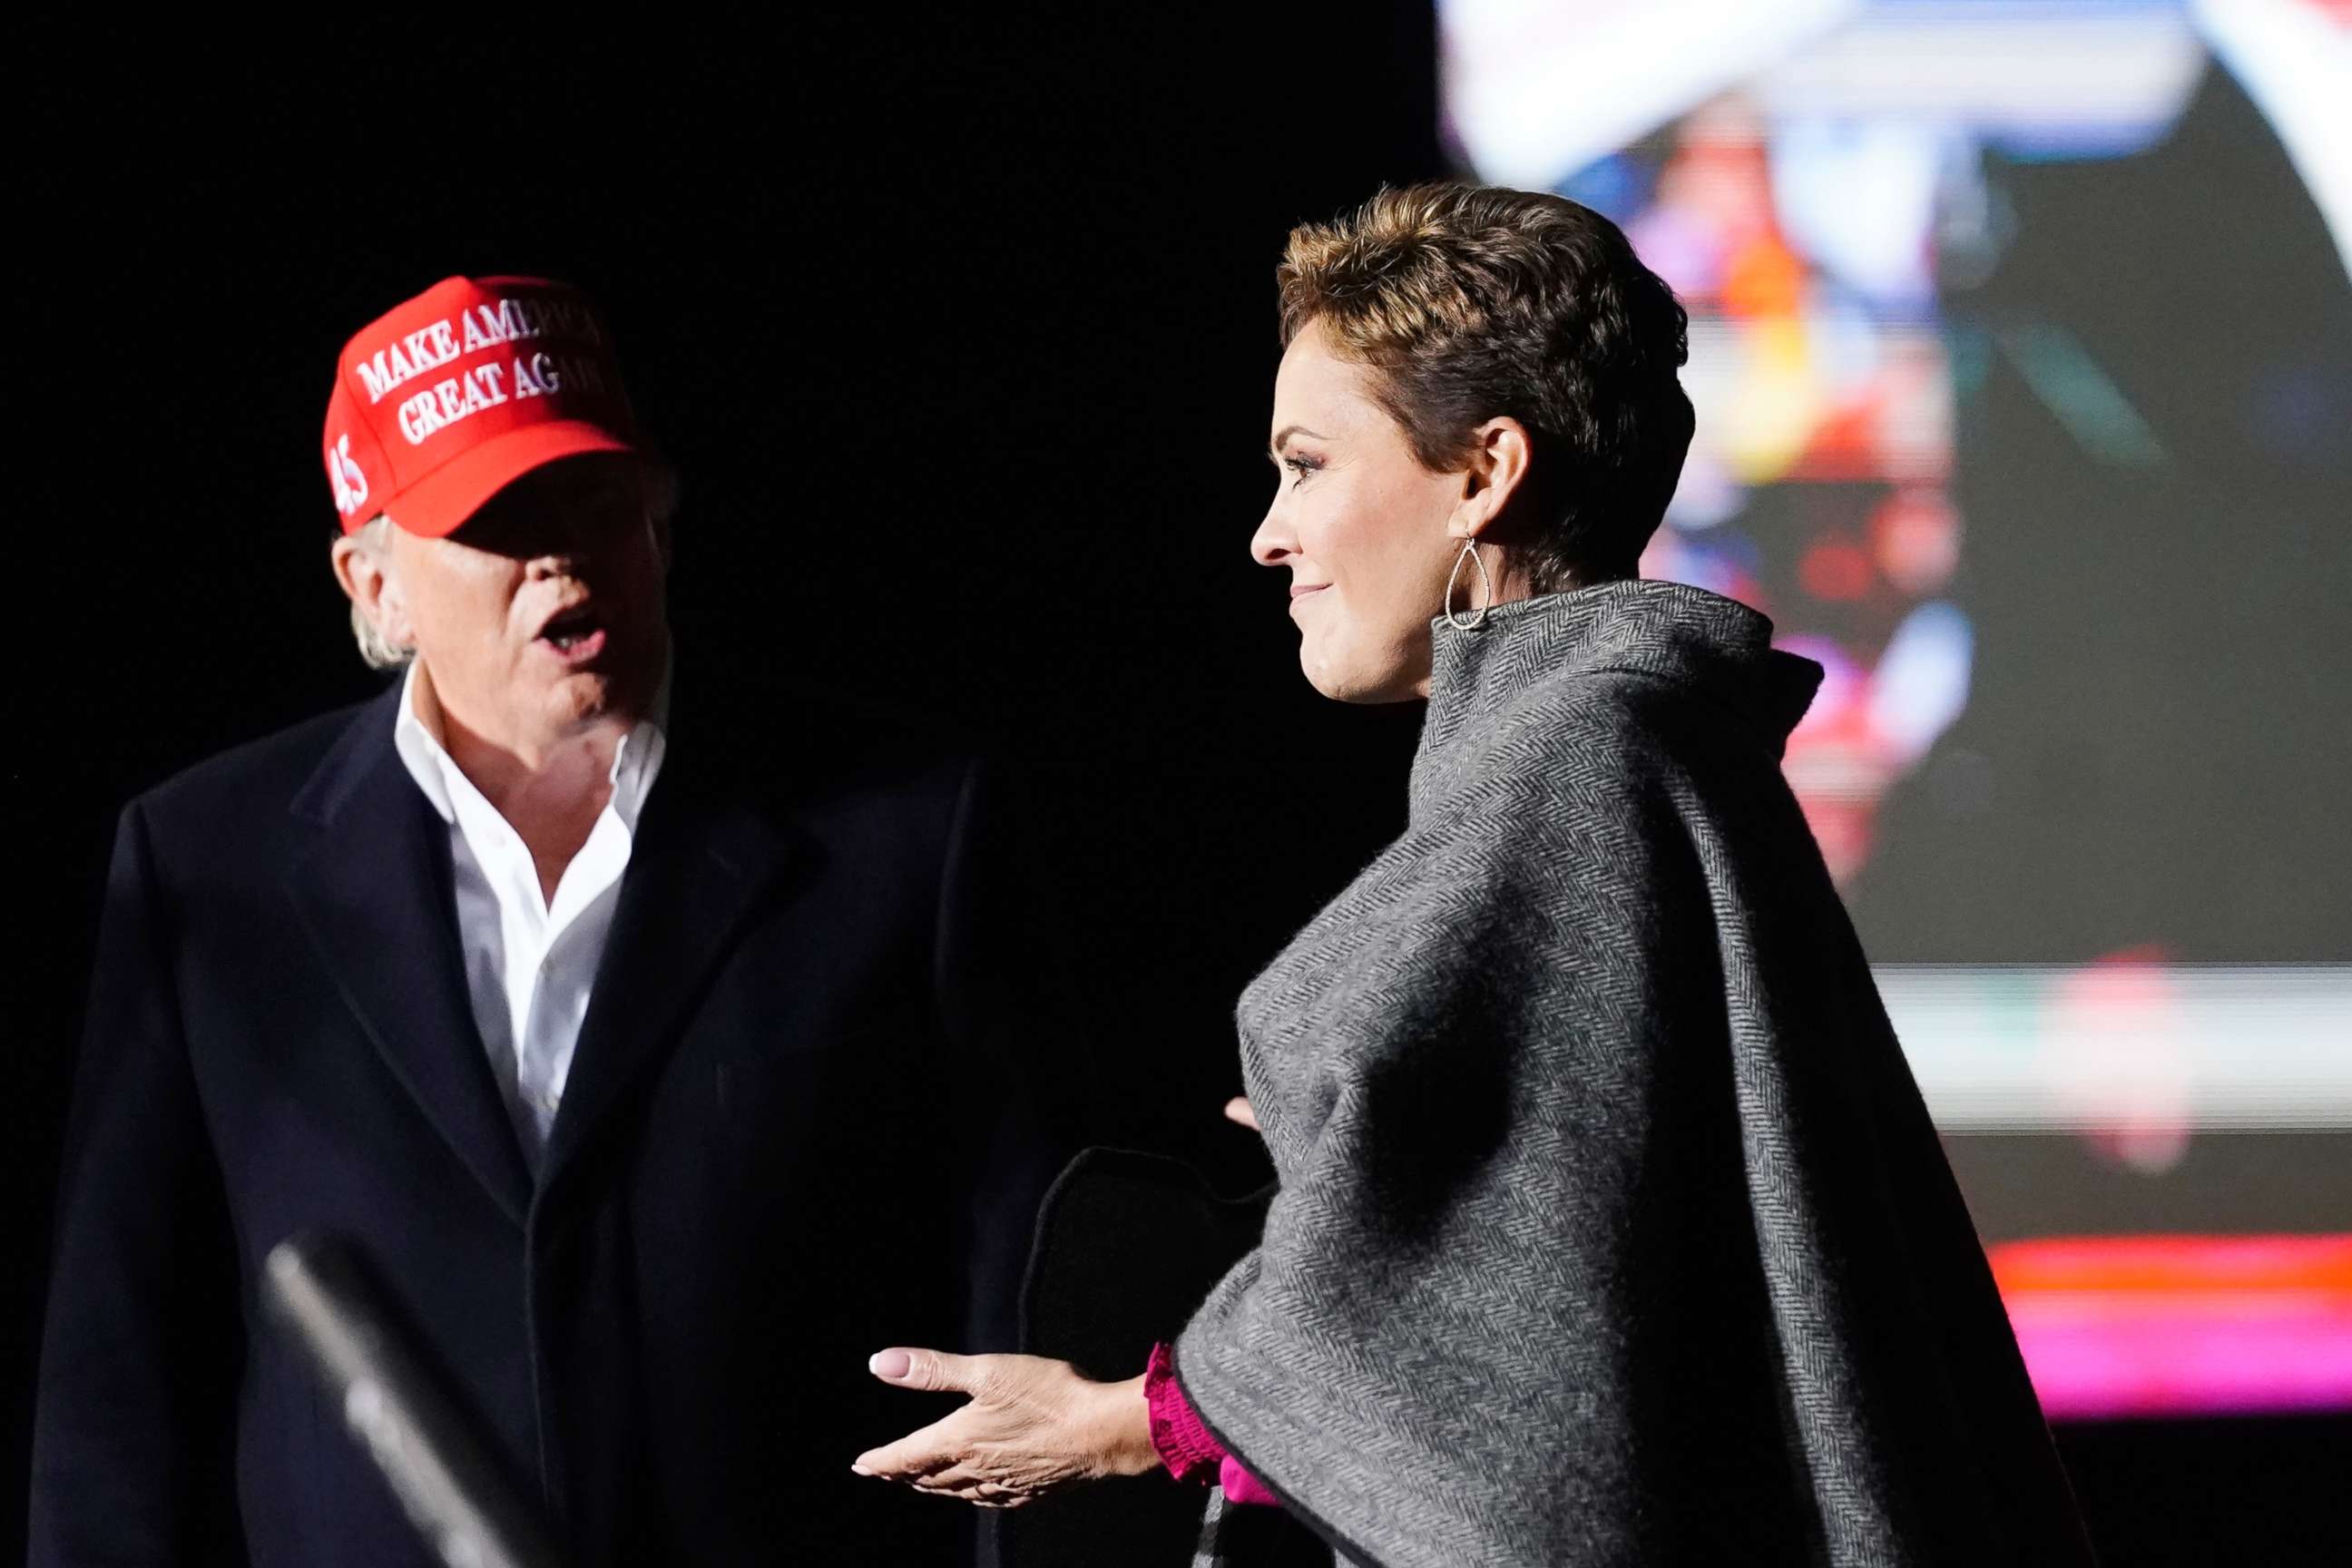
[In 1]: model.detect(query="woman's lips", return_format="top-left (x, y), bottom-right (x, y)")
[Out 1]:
top-left (1289, 583), bottom-right (1330, 601)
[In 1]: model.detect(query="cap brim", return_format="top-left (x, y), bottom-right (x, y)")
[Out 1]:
top-left (380, 420), bottom-right (638, 539)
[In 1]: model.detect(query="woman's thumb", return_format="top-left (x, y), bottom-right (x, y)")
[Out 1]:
top-left (868, 1347), bottom-right (985, 1395)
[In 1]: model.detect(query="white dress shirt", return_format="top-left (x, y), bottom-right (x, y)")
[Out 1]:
top-left (392, 661), bottom-right (668, 1172)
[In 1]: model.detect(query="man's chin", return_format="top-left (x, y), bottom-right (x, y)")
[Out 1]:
top-left (531, 634), bottom-right (662, 734)
top-left (544, 669), bottom-right (632, 731)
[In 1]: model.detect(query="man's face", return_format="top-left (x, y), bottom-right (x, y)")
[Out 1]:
top-left (387, 454), bottom-right (669, 744)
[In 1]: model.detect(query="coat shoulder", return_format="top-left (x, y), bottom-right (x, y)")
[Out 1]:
top-left (713, 691), bottom-right (984, 822)
top-left (1448, 668), bottom-right (1688, 815)
top-left (1497, 663), bottom-right (1779, 803)
top-left (132, 696), bottom-right (386, 848)
top-left (1520, 664), bottom-right (1701, 752)
top-left (1416, 670), bottom-right (1726, 898)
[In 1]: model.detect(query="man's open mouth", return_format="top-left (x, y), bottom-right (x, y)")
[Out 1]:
top-left (537, 603), bottom-right (606, 657)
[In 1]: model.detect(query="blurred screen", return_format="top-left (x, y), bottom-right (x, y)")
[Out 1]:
top-left (1439, 0), bottom-right (2352, 1417)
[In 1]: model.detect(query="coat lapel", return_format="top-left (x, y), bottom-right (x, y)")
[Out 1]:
top-left (536, 747), bottom-right (797, 1201)
top-left (283, 686), bottom-right (534, 1225)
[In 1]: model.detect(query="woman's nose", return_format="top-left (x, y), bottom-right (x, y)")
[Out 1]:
top-left (1250, 503), bottom-right (1296, 568)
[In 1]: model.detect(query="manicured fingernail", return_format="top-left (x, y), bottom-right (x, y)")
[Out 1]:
top-left (870, 1349), bottom-right (911, 1380)
top-left (850, 1463), bottom-right (873, 1476)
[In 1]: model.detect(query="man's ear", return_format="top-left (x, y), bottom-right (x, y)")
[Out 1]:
top-left (330, 531), bottom-right (416, 652)
top-left (1451, 416), bottom-right (1534, 543)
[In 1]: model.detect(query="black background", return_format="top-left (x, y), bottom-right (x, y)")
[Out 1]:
top-left (12, 15), bottom-right (2344, 1563)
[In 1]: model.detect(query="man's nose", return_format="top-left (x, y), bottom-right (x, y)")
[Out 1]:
top-left (525, 541), bottom-right (584, 579)
top-left (523, 515), bottom-right (599, 574)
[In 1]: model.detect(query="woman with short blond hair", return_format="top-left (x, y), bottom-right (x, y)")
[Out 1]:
top-left (855, 183), bottom-right (2092, 1568)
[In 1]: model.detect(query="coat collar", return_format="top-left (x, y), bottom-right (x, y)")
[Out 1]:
top-left (1412, 579), bottom-right (1824, 812)
top-left (533, 733), bottom-right (796, 1205)
top-left (283, 681), bottom-right (535, 1224)
top-left (281, 676), bottom-right (798, 1224)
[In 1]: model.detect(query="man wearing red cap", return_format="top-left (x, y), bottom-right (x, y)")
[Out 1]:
top-left (30, 277), bottom-right (1054, 1564)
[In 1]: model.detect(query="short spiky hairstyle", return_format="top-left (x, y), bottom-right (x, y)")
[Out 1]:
top-left (1278, 182), bottom-right (1694, 588)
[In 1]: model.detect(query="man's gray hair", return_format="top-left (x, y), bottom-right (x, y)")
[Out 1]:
top-left (342, 515), bottom-right (414, 671)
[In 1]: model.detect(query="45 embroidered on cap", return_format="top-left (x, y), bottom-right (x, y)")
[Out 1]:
top-left (320, 276), bottom-right (639, 537)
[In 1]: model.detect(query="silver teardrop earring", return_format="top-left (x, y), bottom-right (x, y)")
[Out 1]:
top-left (1443, 537), bottom-right (1493, 632)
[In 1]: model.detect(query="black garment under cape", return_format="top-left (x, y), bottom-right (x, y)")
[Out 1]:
top-left (1173, 581), bottom-right (2095, 1567)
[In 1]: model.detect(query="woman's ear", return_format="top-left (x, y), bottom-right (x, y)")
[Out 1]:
top-left (1452, 416), bottom-right (1534, 542)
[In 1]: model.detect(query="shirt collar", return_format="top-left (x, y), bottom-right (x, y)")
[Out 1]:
top-left (392, 646), bottom-right (672, 830)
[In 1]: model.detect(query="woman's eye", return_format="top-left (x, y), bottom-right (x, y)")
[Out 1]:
top-left (1283, 456), bottom-right (1320, 485)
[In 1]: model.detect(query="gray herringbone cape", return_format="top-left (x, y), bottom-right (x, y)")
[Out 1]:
top-left (1174, 582), bottom-right (2092, 1567)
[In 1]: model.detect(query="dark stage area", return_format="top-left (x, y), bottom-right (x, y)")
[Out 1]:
top-left (13, 13), bottom-right (2347, 1564)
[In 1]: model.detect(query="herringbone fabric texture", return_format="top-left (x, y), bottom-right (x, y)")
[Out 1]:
top-left (1174, 581), bottom-right (2093, 1567)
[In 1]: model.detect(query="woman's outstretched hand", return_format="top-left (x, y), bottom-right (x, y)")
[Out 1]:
top-left (851, 1349), bottom-right (1161, 1508)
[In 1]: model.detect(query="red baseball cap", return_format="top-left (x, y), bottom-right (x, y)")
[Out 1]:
top-left (321, 276), bottom-right (638, 537)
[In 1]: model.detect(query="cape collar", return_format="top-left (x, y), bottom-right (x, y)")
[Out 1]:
top-left (1412, 579), bottom-right (1822, 805)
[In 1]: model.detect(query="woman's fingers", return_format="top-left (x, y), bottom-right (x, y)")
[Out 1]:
top-left (855, 1350), bottom-right (1038, 1478)
top-left (913, 1462), bottom-right (988, 1492)
top-left (1224, 1095), bottom-right (1260, 1131)
top-left (853, 1351), bottom-right (1120, 1507)
top-left (916, 1475), bottom-right (1030, 1508)
top-left (852, 1416), bottom-right (966, 1480)
top-left (867, 1346), bottom-right (1002, 1397)
top-left (913, 1464), bottom-right (1048, 1508)
top-left (874, 1449), bottom-right (1035, 1506)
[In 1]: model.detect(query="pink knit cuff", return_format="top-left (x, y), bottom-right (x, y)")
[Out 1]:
top-left (1219, 1453), bottom-right (1280, 1507)
top-left (1142, 1341), bottom-right (1226, 1484)
top-left (1143, 1343), bottom-right (1280, 1507)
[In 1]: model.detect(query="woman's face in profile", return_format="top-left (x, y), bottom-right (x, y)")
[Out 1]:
top-left (1252, 319), bottom-right (1465, 704)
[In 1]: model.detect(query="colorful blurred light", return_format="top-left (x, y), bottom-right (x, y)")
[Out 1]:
top-left (1991, 1235), bottom-right (2352, 1418)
